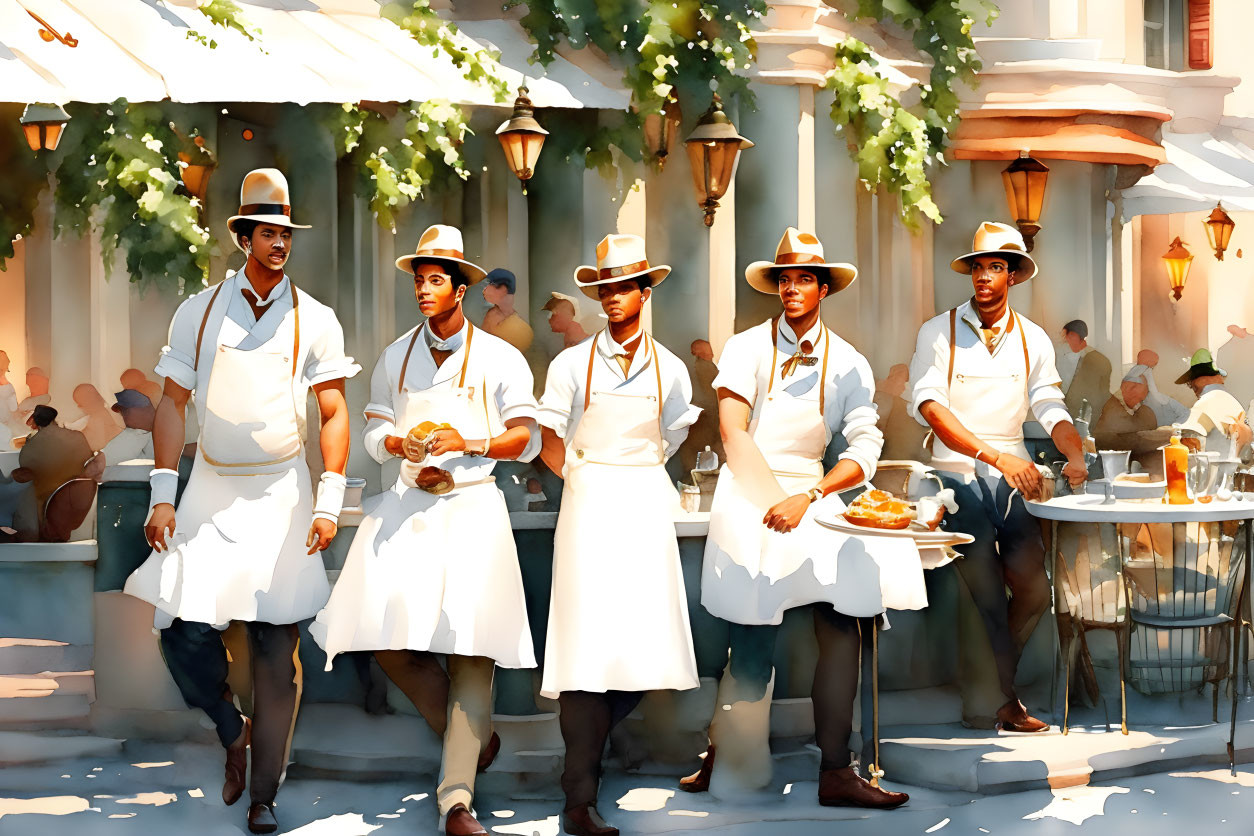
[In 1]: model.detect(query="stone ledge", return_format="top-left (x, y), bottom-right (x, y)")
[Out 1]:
top-left (0, 541), bottom-right (98, 563)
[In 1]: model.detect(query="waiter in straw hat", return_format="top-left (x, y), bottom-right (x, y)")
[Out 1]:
top-left (312, 224), bottom-right (539, 836)
top-left (537, 233), bottom-right (700, 836)
top-left (907, 221), bottom-right (1086, 733)
top-left (680, 228), bottom-right (923, 808)
top-left (126, 169), bottom-right (359, 834)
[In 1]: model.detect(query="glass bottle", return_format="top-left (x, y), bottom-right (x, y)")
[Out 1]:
top-left (1164, 431), bottom-right (1193, 505)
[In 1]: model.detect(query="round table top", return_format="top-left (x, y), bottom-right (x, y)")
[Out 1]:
top-left (1025, 493), bottom-right (1254, 523)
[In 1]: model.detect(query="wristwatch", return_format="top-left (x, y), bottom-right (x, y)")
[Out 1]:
top-left (806, 487), bottom-right (824, 504)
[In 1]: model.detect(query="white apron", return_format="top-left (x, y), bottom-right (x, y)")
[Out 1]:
top-left (311, 324), bottom-right (535, 669)
top-left (126, 282), bottom-right (330, 628)
top-left (540, 335), bottom-right (699, 698)
top-left (702, 321), bottom-right (928, 625)
top-left (931, 308), bottom-right (1033, 476)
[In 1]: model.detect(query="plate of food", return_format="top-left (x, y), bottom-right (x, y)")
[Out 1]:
top-left (817, 488), bottom-right (972, 546)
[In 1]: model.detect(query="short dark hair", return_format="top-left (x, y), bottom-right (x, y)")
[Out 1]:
top-left (32, 405), bottom-right (57, 428)
top-left (233, 219), bottom-right (260, 248)
top-left (772, 266), bottom-right (830, 290)
top-left (634, 277), bottom-right (653, 293)
top-left (1063, 319), bottom-right (1089, 339)
top-left (411, 261), bottom-right (470, 291)
top-left (1002, 253), bottom-right (1025, 274)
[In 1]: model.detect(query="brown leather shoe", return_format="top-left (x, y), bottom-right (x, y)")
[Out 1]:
top-left (562, 804), bottom-right (619, 835)
top-left (246, 802), bottom-right (278, 834)
top-left (222, 717), bottom-right (250, 806)
top-left (996, 699), bottom-right (1050, 733)
top-left (477, 731), bottom-right (501, 773)
top-left (445, 803), bottom-right (487, 835)
top-left (678, 745), bottom-right (716, 793)
top-left (818, 766), bottom-right (909, 809)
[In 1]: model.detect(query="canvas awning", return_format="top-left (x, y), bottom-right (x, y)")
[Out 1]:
top-left (0, 0), bottom-right (628, 108)
top-left (1121, 125), bottom-right (1254, 216)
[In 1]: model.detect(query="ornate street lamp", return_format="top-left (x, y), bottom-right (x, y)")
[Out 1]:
top-left (1001, 151), bottom-right (1050, 252)
top-left (495, 86), bottom-right (548, 195)
top-left (19, 103), bottom-right (71, 152)
top-left (1163, 236), bottom-right (1194, 301)
top-left (642, 99), bottom-right (682, 171)
top-left (178, 134), bottom-right (216, 203)
top-left (684, 94), bottom-right (753, 227)
top-left (1203, 202), bottom-right (1235, 261)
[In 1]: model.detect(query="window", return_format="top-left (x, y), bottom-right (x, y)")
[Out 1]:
top-left (1144, 0), bottom-right (1187, 70)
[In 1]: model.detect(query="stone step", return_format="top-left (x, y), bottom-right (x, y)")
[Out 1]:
top-left (289, 702), bottom-right (440, 776)
top-left (0, 671), bottom-right (96, 701)
top-left (492, 711), bottom-right (562, 752)
top-left (0, 730), bottom-right (123, 766)
top-left (0, 638), bottom-right (93, 676)
top-left (0, 693), bottom-right (90, 727)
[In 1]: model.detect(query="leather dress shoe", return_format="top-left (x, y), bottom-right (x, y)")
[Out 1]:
top-left (818, 766), bottom-right (909, 809)
top-left (477, 731), bottom-right (501, 773)
top-left (678, 745), bottom-right (716, 793)
top-left (445, 803), bottom-right (487, 835)
top-left (562, 804), bottom-right (618, 835)
top-left (222, 717), bottom-right (250, 806)
top-left (247, 802), bottom-right (278, 834)
top-left (996, 699), bottom-right (1050, 733)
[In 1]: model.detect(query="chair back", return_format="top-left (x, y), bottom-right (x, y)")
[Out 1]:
top-left (41, 477), bottom-right (97, 543)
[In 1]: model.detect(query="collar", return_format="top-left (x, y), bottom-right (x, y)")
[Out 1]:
top-left (1199, 383), bottom-right (1227, 398)
top-left (599, 324), bottom-right (644, 359)
top-left (236, 271), bottom-right (290, 308)
top-left (1115, 393), bottom-right (1144, 416)
top-left (424, 318), bottom-right (468, 354)
top-left (778, 317), bottom-right (824, 351)
top-left (959, 299), bottom-right (1012, 334)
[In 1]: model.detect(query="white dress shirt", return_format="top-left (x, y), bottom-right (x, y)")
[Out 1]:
top-left (538, 329), bottom-right (699, 457)
top-left (362, 320), bottom-right (541, 483)
top-left (100, 427), bottom-right (154, 465)
top-left (1182, 383), bottom-right (1247, 453)
top-left (712, 318), bottom-right (883, 482)
top-left (1056, 344), bottom-right (1091, 391)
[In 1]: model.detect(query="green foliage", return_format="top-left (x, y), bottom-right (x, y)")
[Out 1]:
top-left (827, 1), bottom-right (999, 224)
top-left (52, 101), bottom-right (214, 293)
top-left (324, 101), bottom-right (472, 232)
top-left (381, 1), bottom-right (511, 104)
top-left (0, 110), bottom-right (50, 270)
top-left (184, 0), bottom-right (259, 48)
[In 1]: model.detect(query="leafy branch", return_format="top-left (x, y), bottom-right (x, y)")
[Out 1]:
top-left (0, 109), bottom-right (50, 270)
top-left (381, 1), bottom-right (512, 104)
top-left (183, 0), bottom-right (259, 49)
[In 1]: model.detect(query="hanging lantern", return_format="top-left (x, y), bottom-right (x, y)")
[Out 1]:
top-left (1163, 236), bottom-right (1194, 301)
top-left (1203, 202), bottom-right (1235, 261)
top-left (642, 99), bottom-right (682, 171)
top-left (1001, 151), bottom-right (1050, 252)
top-left (684, 94), bottom-right (753, 227)
top-left (495, 86), bottom-right (548, 195)
top-left (19, 103), bottom-right (71, 152)
top-left (178, 135), bottom-right (216, 203)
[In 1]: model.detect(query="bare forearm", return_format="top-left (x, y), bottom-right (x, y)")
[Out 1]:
top-left (817, 458), bottom-right (866, 496)
top-left (318, 409), bottom-right (350, 475)
top-left (918, 400), bottom-right (999, 461)
top-left (1051, 421), bottom-right (1085, 463)
top-left (539, 426), bottom-right (566, 478)
top-left (486, 425), bottom-right (531, 461)
top-left (152, 395), bottom-right (187, 472)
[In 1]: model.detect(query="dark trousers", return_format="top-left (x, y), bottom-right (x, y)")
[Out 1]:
top-left (722, 610), bottom-right (864, 771)
top-left (558, 690), bottom-right (643, 810)
top-left (939, 473), bottom-right (1050, 702)
top-left (159, 618), bottom-right (300, 805)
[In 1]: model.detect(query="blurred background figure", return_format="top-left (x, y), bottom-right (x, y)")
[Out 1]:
top-left (480, 268), bottom-right (534, 353)
top-left (1058, 319), bottom-right (1112, 418)
top-left (12, 405), bottom-right (97, 539)
top-left (0, 350), bottom-right (24, 447)
top-left (1175, 349), bottom-right (1253, 454)
top-left (120, 368), bottom-right (163, 408)
top-left (96, 389), bottom-right (156, 469)
top-left (67, 383), bottom-right (123, 451)
top-left (875, 362), bottom-right (931, 462)
top-left (677, 338), bottom-right (723, 474)
top-left (1217, 324), bottom-right (1254, 406)
top-left (543, 291), bottom-right (590, 348)
top-left (19, 367), bottom-right (51, 424)
top-left (1094, 368), bottom-right (1161, 475)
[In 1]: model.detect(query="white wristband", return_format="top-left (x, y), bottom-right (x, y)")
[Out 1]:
top-left (148, 468), bottom-right (179, 514)
top-left (314, 471), bottom-right (348, 522)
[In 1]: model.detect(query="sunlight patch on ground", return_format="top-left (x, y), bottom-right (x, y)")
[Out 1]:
top-left (491, 814), bottom-right (559, 835)
top-left (0, 796), bottom-right (91, 819)
top-left (401, 793), bottom-right (428, 802)
top-left (187, 788), bottom-right (204, 798)
top-left (1169, 769), bottom-right (1254, 787)
top-left (492, 810), bottom-right (516, 817)
top-left (116, 792), bottom-right (178, 806)
top-left (668, 810), bottom-right (710, 818)
top-left (616, 787), bottom-right (674, 812)
top-left (1023, 786), bottom-right (1129, 825)
top-left (284, 813), bottom-right (382, 835)
top-left (131, 761), bottom-right (174, 769)
top-left (925, 818), bottom-right (950, 832)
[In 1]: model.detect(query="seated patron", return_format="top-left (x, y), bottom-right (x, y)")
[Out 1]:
top-left (1094, 370), bottom-right (1161, 476)
top-left (13, 406), bottom-right (93, 526)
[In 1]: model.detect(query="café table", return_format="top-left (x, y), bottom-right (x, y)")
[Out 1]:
top-left (1025, 493), bottom-right (1253, 768)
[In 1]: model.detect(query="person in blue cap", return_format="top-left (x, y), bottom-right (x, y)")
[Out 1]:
top-left (97, 388), bottom-right (156, 467)
top-left (481, 267), bottom-right (534, 352)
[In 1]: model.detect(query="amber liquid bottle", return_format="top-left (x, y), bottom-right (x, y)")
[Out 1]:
top-left (1164, 432), bottom-right (1192, 505)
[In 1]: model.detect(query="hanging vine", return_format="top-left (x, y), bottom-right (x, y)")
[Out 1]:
top-left (182, 0), bottom-right (259, 48)
top-left (381, 1), bottom-right (512, 104)
top-left (52, 101), bottom-right (213, 293)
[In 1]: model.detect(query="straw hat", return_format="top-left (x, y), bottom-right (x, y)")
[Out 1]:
top-left (573, 234), bottom-right (670, 300)
top-left (395, 224), bottom-right (488, 285)
top-left (225, 168), bottom-right (310, 252)
top-left (745, 227), bottom-right (857, 295)
top-left (950, 221), bottom-right (1039, 280)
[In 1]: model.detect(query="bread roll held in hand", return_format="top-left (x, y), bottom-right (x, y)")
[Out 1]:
top-left (402, 421), bottom-right (452, 462)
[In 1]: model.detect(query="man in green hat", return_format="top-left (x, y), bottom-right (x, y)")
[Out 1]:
top-left (1176, 349), bottom-right (1253, 453)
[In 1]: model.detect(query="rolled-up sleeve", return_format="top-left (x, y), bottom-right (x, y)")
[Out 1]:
top-left (711, 332), bottom-right (757, 404)
top-left (833, 355), bottom-right (883, 483)
top-left (907, 318), bottom-right (949, 422)
top-left (303, 310), bottom-right (362, 386)
top-left (496, 349), bottom-right (541, 463)
top-left (662, 357), bottom-right (700, 458)
top-left (1027, 338), bottom-right (1072, 435)
top-left (361, 352), bottom-right (398, 464)
top-left (154, 296), bottom-right (202, 391)
top-left (537, 354), bottom-right (576, 439)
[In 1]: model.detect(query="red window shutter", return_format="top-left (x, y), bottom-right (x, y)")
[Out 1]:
top-left (1188, 0), bottom-right (1213, 70)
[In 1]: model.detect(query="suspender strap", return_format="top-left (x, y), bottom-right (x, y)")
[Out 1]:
top-left (947, 308), bottom-right (957, 387)
top-left (398, 321), bottom-right (475, 394)
top-left (768, 316), bottom-right (830, 417)
top-left (584, 336), bottom-right (597, 413)
top-left (193, 278), bottom-right (301, 380)
top-left (583, 332), bottom-right (665, 441)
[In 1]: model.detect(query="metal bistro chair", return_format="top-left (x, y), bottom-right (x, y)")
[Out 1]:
top-left (1120, 518), bottom-right (1247, 725)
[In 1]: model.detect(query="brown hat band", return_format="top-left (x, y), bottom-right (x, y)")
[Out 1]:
top-left (776, 252), bottom-right (825, 265)
top-left (597, 259), bottom-right (651, 281)
top-left (238, 203), bottom-right (292, 216)
top-left (414, 247), bottom-right (466, 259)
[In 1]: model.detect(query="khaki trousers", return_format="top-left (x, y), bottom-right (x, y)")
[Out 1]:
top-left (375, 651), bottom-right (495, 815)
